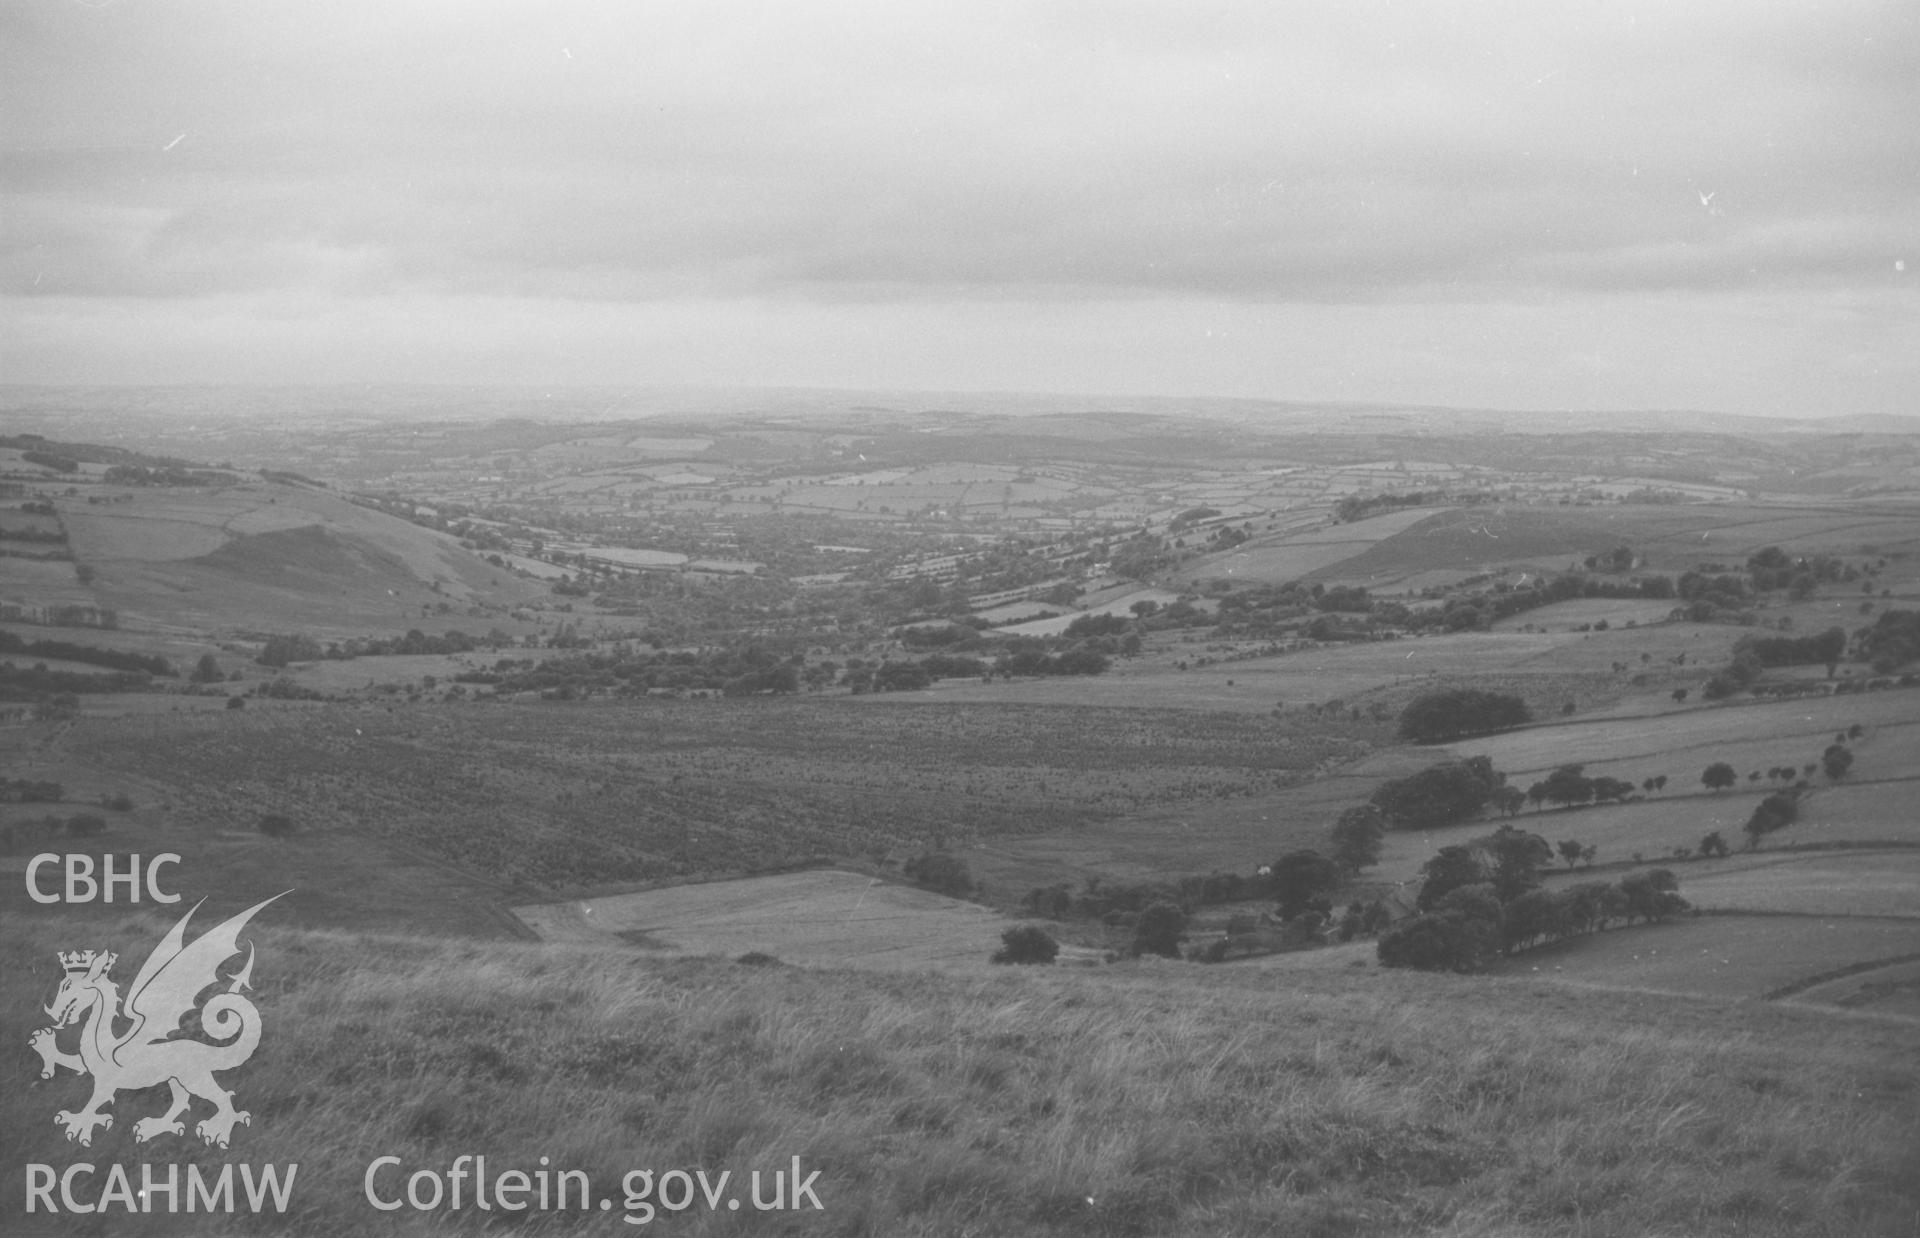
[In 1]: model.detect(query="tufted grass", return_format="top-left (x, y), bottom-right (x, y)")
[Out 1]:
top-left (4, 908), bottom-right (1916, 1236)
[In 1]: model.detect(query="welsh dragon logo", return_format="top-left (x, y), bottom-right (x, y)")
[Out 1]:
top-left (29, 893), bottom-right (284, 1149)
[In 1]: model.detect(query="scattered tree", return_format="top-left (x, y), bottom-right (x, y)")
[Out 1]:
top-left (1131, 901), bottom-right (1188, 958)
top-left (1742, 792), bottom-right (1800, 849)
top-left (1540, 764), bottom-right (1595, 808)
top-left (991, 925), bottom-right (1059, 965)
top-left (1821, 744), bottom-right (1854, 781)
top-left (1701, 762), bottom-right (1738, 792)
top-left (1327, 805), bottom-right (1386, 873)
top-left (904, 851), bottom-right (974, 898)
top-left (1415, 845), bottom-right (1489, 911)
top-left (1269, 849), bottom-right (1342, 919)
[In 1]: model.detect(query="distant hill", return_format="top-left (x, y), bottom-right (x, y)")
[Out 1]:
top-left (46, 477), bottom-right (549, 635)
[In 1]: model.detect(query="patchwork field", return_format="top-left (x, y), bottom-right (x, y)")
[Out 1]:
top-left (1286, 502), bottom-right (1920, 589)
top-left (1441, 688), bottom-right (1920, 779)
top-left (995, 587), bottom-right (1183, 636)
top-left (912, 620), bottom-right (1737, 718)
top-left (516, 869), bottom-right (1017, 968)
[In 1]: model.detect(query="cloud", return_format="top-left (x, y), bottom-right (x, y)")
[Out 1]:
top-left (1, 0), bottom-right (1913, 410)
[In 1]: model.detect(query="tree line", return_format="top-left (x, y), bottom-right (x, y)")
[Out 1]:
top-left (0, 632), bottom-right (173, 676)
top-left (1376, 825), bottom-right (1690, 971)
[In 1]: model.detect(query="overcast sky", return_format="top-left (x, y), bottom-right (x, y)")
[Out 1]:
top-left (3, 1), bottom-right (1915, 417)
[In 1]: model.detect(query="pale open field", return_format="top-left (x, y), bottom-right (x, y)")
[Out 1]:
top-left (1489, 597), bottom-right (1680, 631)
top-left (1173, 506), bottom-right (1440, 585)
top-left (516, 869), bottom-right (1015, 968)
top-left (1368, 779), bottom-right (1920, 885)
top-left (1280, 501), bottom-right (1920, 588)
top-left (1441, 688), bottom-right (1920, 781)
top-left (1789, 957), bottom-right (1920, 1017)
top-left (904, 611), bottom-right (1762, 724)
top-left (1481, 913), bottom-right (1920, 1001)
top-left (1676, 850), bottom-right (1920, 918)
top-left (994, 587), bottom-right (1183, 636)
top-left (0, 555), bottom-right (89, 605)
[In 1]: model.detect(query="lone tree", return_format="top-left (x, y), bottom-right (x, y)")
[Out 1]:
top-left (991, 925), bottom-right (1059, 965)
top-left (1269, 849), bottom-right (1342, 920)
top-left (904, 851), bottom-right (973, 898)
top-left (1540, 765), bottom-right (1596, 808)
top-left (1131, 901), bottom-right (1188, 958)
top-left (1478, 826), bottom-right (1553, 901)
top-left (1701, 762), bottom-right (1738, 793)
top-left (190, 653), bottom-right (224, 684)
top-left (1618, 869), bottom-right (1689, 922)
top-left (1327, 805), bottom-right (1386, 873)
top-left (1414, 846), bottom-right (1489, 912)
top-left (1821, 744), bottom-right (1854, 781)
top-left (1396, 688), bottom-right (1533, 744)
top-left (1698, 830), bottom-right (1730, 858)
top-left (1742, 792), bottom-right (1800, 849)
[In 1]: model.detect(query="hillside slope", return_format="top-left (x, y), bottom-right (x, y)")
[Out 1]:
top-left (3, 910), bottom-right (1914, 1236)
top-left (49, 479), bottom-right (547, 634)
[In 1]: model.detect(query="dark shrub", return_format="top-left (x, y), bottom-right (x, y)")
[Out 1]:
top-left (991, 925), bottom-right (1060, 965)
top-left (1397, 688), bottom-right (1532, 744)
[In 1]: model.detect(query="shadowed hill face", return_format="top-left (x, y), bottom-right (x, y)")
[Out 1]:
top-left (57, 482), bottom-right (546, 633)
top-left (192, 524), bottom-right (418, 592)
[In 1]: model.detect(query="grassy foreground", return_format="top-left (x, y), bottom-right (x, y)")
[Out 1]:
top-left (5, 909), bottom-right (1916, 1237)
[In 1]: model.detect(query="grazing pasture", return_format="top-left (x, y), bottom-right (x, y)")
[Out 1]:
top-left (916, 626), bottom-right (1657, 715)
top-left (1788, 957), bottom-right (1920, 1018)
top-left (1676, 850), bottom-right (1920, 918)
top-left (1441, 689), bottom-right (1920, 782)
top-left (1481, 913), bottom-right (1920, 1002)
top-left (1489, 597), bottom-right (1678, 631)
top-left (1374, 781), bottom-right (1920, 886)
top-left (516, 869), bottom-right (1015, 968)
top-left (1295, 502), bottom-right (1920, 587)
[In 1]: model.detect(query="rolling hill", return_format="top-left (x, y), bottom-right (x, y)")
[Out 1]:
top-left (41, 478), bottom-right (548, 635)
